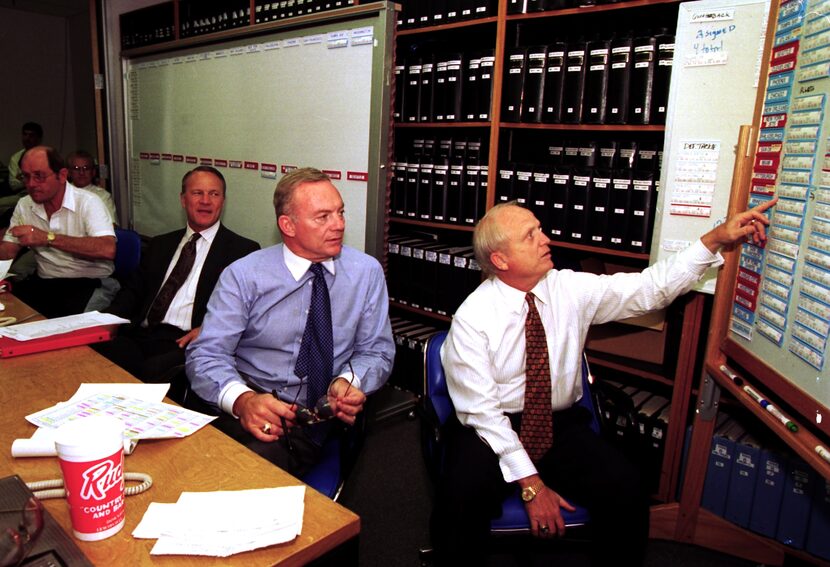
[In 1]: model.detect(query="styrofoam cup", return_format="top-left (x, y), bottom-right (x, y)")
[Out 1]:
top-left (55, 416), bottom-right (126, 541)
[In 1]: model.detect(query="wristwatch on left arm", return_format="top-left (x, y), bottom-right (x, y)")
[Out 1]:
top-left (521, 480), bottom-right (546, 502)
top-left (46, 232), bottom-right (56, 246)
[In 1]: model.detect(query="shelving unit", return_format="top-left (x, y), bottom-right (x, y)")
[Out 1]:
top-left (388, 0), bottom-right (713, 506)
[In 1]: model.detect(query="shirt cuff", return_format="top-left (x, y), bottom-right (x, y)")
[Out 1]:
top-left (499, 447), bottom-right (538, 484)
top-left (687, 239), bottom-right (724, 271)
top-left (219, 382), bottom-right (254, 417)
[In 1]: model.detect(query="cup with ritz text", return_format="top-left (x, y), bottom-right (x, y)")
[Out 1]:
top-left (54, 416), bottom-right (126, 541)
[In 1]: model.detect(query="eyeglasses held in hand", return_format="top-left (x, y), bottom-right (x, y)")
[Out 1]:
top-left (0, 497), bottom-right (44, 567)
top-left (291, 362), bottom-right (355, 427)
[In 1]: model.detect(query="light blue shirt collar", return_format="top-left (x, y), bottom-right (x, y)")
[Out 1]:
top-left (283, 244), bottom-right (335, 281)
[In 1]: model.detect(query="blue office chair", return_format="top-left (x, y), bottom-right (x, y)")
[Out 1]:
top-left (421, 330), bottom-right (599, 533)
top-left (114, 228), bottom-right (142, 280)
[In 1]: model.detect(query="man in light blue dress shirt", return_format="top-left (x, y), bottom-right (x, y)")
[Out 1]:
top-left (187, 167), bottom-right (395, 475)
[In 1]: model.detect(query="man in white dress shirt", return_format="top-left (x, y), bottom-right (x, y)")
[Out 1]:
top-left (433, 198), bottom-right (777, 566)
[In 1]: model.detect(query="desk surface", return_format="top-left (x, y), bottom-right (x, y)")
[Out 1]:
top-left (0, 293), bottom-right (360, 566)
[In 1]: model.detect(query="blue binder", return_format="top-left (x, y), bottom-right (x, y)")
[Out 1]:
top-left (748, 449), bottom-right (787, 538)
top-left (776, 459), bottom-right (814, 549)
top-left (806, 476), bottom-right (830, 560)
top-left (701, 417), bottom-right (741, 517)
top-left (724, 433), bottom-right (761, 528)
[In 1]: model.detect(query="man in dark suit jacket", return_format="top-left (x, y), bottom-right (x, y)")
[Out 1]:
top-left (94, 166), bottom-right (259, 397)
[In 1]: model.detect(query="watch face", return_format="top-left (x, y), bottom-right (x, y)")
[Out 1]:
top-left (521, 487), bottom-right (535, 502)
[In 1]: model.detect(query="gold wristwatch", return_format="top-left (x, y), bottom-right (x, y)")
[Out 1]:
top-left (46, 231), bottom-right (56, 246)
top-left (521, 480), bottom-right (545, 502)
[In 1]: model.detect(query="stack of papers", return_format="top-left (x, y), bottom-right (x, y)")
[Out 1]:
top-left (26, 392), bottom-right (216, 439)
top-left (133, 486), bottom-right (306, 556)
top-left (0, 311), bottom-right (128, 340)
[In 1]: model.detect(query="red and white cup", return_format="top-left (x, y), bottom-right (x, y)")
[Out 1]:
top-left (55, 416), bottom-right (126, 541)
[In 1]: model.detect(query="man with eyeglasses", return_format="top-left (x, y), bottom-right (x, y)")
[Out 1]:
top-left (187, 167), bottom-right (395, 476)
top-left (67, 150), bottom-right (117, 224)
top-left (0, 146), bottom-right (116, 318)
top-left (94, 166), bottom-right (259, 396)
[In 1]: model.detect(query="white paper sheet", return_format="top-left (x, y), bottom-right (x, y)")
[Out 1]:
top-left (0, 311), bottom-right (129, 340)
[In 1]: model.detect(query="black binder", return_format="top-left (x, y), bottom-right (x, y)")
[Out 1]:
top-left (445, 0), bottom-right (462, 22)
top-left (403, 0), bottom-right (419, 27)
top-left (606, 35), bottom-right (633, 124)
top-left (393, 62), bottom-right (406, 122)
top-left (583, 39), bottom-right (611, 124)
top-left (497, 163), bottom-right (516, 204)
top-left (529, 166), bottom-right (552, 235)
top-left (628, 171), bottom-right (655, 253)
top-left (392, 159), bottom-right (408, 217)
top-left (542, 42), bottom-right (567, 123)
top-left (578, 140), bottom-right (598, 169)
top-left (477, 164), bottom-right (489, 223)
top-left (522, 45), bottom-right (548, 123)
top-left (629, 35), bottom-right (656, 125)
top-left (418, 159), bottom-right (435, 221)
top-left (568, 169), bottom-right (591, 243)
top-left (588, 171), bottom-right (612, 246)
top-left (419, 57), bottom-right (436, 122)
top-left (463, 162), bottom-right (480, 225)
top-left (549, 166), bottom-right (571, 240)
top-left (478, 50), bottom-right (495, 120)
top-left (507, 0), bottom-right (527, 13)
top-left (598, 140), bottom-right (619, 170)
top-left (445, 53), bottom-right (465, 121)
top-left (432, 158), bottom-right (450, 222)
top-left (464, 55), bottom-right (481, 121)
top-left (514, 165), bottom-right (533, 208)
top-left (619, 140), bottom-right (638, 170)
top-left (404, 59), bottom-right (423, 123)
top-left (561, 42), bottom-right (587, 124)
top-left (548, 141), bottom-right (565, 164)
top-left (433, 58), bottom-right (449, 122)
top-left (608, 170), bottom-right (632, 249)
top-left (404, 158), bottom-right (420, 219)
top-left (448, 140), bottom-right (468, 224)
top-left (418, 0), bottom-right (432, 26)
top-left (652, 34), bottom-right (675, 125)
top-left (637, 142), bottom-right (660, 174)
top-left (563, 141), bottom-right (580, 167)
top-left (502, 47), bottom-right (527, 122)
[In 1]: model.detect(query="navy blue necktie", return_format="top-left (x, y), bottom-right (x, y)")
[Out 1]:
top-left (295, 263), bottom-right (334, 407)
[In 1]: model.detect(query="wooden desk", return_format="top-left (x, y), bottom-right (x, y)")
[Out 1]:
top-left (0, 294), bottom-right (360, 566)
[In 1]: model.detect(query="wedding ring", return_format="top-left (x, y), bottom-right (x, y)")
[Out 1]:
top-left (261, 422), bottom-right (272, 434)
top-left (541, 525), bottom-right (550, 534)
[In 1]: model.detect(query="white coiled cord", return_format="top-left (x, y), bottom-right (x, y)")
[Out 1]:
top-left (26, 472), bottom-right (153, 500)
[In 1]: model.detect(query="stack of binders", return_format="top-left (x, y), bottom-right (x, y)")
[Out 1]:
top-left (397, 0), bottom-right (497, 30)
top-left (497, 137), bottom-right (660, 253)
top-left (390, 317), bottom-right (440, 396)
top-left (392, 137), bottom-right (488, 227)
top-left (500, 32), bottom-right (674, 125)
top-left (397, 49), bottom-right (494, 123)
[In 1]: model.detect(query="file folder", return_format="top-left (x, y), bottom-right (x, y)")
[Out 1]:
top-left (464, 55), bottom-right (481, 121)
top-left (0, 325), bottom-right (113, 358)
top-left (404, 159), bottom-right (420, 219)
top-left (393, 63), bottom-right (406, 122)
top-left (463, 162), bottom-right (480, 225)
top-left (418, 160), bottom-right (435, 221)
top-left (391, 160), bottom-right (408, 217)
top-left (419, 57), bottom-right (436, 122)
top-left (608, 171), bottom-right (632, 249)
top-left (588, 172), bottom-right (612, 246)
top-left (497, 164), bottom-right (516, 205)
top-left (404, 59), bottom-right (423, 123)
top-left (433, 58), bottom-right (448, 122)
top-left (627, 172), bottom-right (655, 253)
top-left (530, 167), bottom-right (552, 236)
top-left (549, 167), bottom-right (572, 240)
top-left (432, 159), bottom-right (450, 223)
top-left (445, 53), bottom-right (464, 121)
top-left (568, 170), bottom-right (591, 243)
top-left (478, 50), bottom-right (496, 120)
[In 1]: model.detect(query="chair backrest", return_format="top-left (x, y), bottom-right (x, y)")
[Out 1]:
top-left (424, 330), bottom-right (600, 434)
top-left (114, 228), bottom-right (141, 279)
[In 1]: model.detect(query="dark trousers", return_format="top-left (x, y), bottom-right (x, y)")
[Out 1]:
top-left (432, 406), bottom-right (649, 567)
top-left (92, 324), bottom-right (189, 398)
top-left (213, 412), bottom-right (326, 478)
top-left (14, 275), bottom-right (100, 318)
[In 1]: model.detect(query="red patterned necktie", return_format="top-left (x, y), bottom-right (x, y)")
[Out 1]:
top-left (519, 292), bottom-right (553, 462)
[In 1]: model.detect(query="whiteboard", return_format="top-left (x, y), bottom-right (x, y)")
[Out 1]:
top-left (121, 5), bottom-right (394, 258)
top-left (650, 0), bottom-right (770, 293)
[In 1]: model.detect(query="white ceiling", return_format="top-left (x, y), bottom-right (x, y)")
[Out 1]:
top-left (0, 0), bottom-right (89, 17)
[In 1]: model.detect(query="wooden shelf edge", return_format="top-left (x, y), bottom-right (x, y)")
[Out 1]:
top-left (390, 217), bottom-right (476, 232)
top-left (586, 352), bottom-right (671, 384)
top-left (499, 122), bottom-right (665, 131)
top-left (508, 0), bottom-right (682, 20)
top-left (396, 15), bottom-right (498, 35)
top-left (394, 121), bottom-right (491, 128)
top-left (390, 301), bottom-right (453, 322)
top-left (650, 504), bottom-right (796, 566)
top-left (549, 240), bottom-right (651, 260)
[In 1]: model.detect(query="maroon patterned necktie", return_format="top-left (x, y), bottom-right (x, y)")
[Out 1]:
top-left (146, 233), bottom-right (200, 326)
top-left (519, 292), bottom-right (553, 462)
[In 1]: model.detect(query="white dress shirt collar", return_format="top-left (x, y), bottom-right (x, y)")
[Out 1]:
top-left (283, 244), bottom-right (336, 281)
top-left (492, 274), bottom-right (551, 314)
top-left (185, 220), bottom-right (220, 245)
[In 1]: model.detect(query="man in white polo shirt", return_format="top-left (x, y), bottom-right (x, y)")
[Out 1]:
top-left (0, 146), bottom-right (115, 318)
